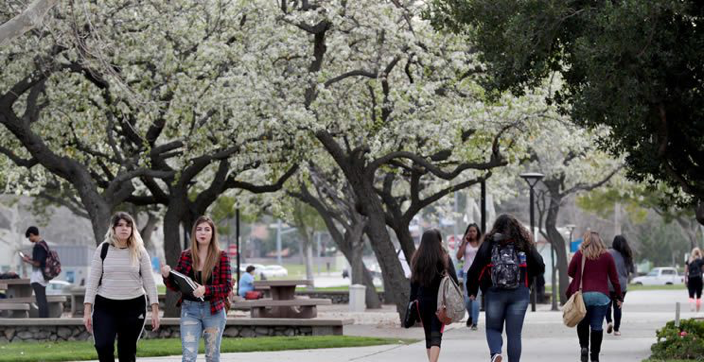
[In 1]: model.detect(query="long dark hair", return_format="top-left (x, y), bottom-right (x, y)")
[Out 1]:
top-left (411, 229), bottom-right (448, 287)
top-left (463, 223), bottom-right (483, 243)
top-left (485, 214), bottom-right (533, 251)
top-left (612, 235), bottom-right (633, 269)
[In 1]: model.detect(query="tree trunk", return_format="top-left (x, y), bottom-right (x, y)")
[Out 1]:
top-left (696, 201), bottom-right (704, 226)
top-left (361, 198), bottom-right (408, 316)
top-left (544, 186), bottom-right (569, 305)
top-left (162, 198), bottom-right (186, 317)
top-left (389, 219), bottom-right (415, 269)
top-left (139, 212), bottom-right (160, 253)
top-left (305, 240), bottom-right (315, 291)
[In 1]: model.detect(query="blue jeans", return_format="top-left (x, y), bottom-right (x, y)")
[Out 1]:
top-left (180, 300), bottom-right (227, 362)
top-left (484, 286), bottom-right (530, 361)
top-left (461, 274), bottom-right (481, 325)
top-left (581, 304), bottom-right (608, 331)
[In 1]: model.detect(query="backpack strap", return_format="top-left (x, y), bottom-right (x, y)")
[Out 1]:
top-left (98, 243), bottom-right (109, 286)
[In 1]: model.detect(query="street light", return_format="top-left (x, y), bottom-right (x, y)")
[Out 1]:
top-left (520, 172), bottom-right (544, 312)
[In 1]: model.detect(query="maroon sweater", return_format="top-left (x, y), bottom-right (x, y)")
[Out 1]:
top-left (568, 250), bottom-right (623, 301)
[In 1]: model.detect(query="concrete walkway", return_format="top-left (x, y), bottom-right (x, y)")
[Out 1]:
top-left (93, 289), bottom-right (697, 362)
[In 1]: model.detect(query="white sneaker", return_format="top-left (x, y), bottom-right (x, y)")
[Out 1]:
top-left (491, 354), bottom-right (503, 362)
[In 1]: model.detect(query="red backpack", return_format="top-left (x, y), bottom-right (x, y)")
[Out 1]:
top-left (38, 241), bottom-right (62, 280)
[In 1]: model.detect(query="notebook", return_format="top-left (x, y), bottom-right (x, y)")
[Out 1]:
top-left (170, 270), bottom-right (205, 302)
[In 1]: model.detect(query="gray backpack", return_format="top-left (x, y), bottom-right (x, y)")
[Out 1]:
top-left (490, 242), bottom-right (521, 289)
top-left (436, 271), bottom-right (465, 324)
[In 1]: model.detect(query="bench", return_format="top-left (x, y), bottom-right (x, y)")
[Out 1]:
top-left (0, 296), bottom-right (67, 318)
top-left (236, 298), bottom-right (332, 318)
top-left (0, 303), bottom-right (30, 318)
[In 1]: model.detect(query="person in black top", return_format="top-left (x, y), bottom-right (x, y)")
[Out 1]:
top-left (685, 247), bottom-right (704, 312)
top-left (409, 229), bottom-right (458, 362)
top-left (466, 214), bottom-right (545, 362)
top-left (21, 226), bottom-right (49, 318)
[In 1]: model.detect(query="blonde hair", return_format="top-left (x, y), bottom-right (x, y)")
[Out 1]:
top-left (103, 212), bottom-right (144, 266)
top-left (190, 216), bottom-right (221, 284)
top-left (690, 247), bottom-right (703, 262)
top-left (580, 231), bottom-right (607, 260)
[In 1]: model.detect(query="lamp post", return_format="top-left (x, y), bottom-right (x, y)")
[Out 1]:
top-left (520, 172), bottom-right (544, 312)
top-left (236, 208), bottom-right (241, 291)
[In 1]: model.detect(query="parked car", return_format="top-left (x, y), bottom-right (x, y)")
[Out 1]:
top-left (261, 265), bottom-right (288, 278)
top-left (46, 280), bottom-right (72, 295)
top-left (632, 267), bottom-right (685, 286)
top-left (239, 264), bottom-right (288, 279)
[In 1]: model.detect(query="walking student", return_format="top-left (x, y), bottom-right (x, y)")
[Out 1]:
top-left (409, 229), bottom-right (459, 362)
top-left (83, 212), bottom-right (160, 362)
top-left (456, 223), bottom-right (482, 329)
top-left (161, 216), bottom-right (232, 362)
top-left (605, 235), bottom-right (634, 336)
top-left (568, 231), bottom-right (622, 362)
top-left (466, 214), bottom-right (545, 362)
top-left (685, 247), bottom-right (704, 313)
top-left (21, 226), bottom-right (49, 318)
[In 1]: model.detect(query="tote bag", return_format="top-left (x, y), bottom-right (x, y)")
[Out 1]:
top-left (563, 253), bottom-right (587, 327)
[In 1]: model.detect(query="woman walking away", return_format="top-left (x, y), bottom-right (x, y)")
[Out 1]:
top-left (466, 214), bottom-right (545, 362)
top-left (685, 247), bottom-right (704, 313)
top-left (83, 212), bottom-right (160, 362)
top-left (410, 229), bottom-right (459, 362)
top-left (456, 223), bottom-right (483, 330)
top-left (161, 216), bottom-right (232, 362)
top-left (569, 232), bottom-right (622, 362)
top-left (605, 235), bottom-right (634, 336)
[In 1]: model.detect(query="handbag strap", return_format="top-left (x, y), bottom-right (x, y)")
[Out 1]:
top-left (578, 252), bottom-right (587, 292)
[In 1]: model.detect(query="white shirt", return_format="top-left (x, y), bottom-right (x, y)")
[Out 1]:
top-left (30, 268), bottom-right (47, 286)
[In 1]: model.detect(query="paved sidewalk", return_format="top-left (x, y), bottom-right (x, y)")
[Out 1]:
top-left (88, 290), bottom-right (695, 362)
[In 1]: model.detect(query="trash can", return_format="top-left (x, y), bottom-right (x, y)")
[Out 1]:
top-left (348, 284), bottom-right (366, 312)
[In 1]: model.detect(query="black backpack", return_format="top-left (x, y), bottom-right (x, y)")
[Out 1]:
top-left (490, 241), bottom-right (522, 289)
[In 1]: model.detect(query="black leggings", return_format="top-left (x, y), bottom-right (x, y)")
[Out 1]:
top-left (92, 295), bottom-right (147, 362)
top-left (688, 278), bottom-right (703, 299)
top-left (418, 297), bottom-right (444, 349)
top-left (605, 291), bottom-right (626, 331)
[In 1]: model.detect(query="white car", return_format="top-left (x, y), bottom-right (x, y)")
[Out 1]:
top-left (631, 267), bottom-right (684, 286)
top-left (260, 265), bottom-right (288, 278)
top-left (46, 280), bottom-right (72, 295)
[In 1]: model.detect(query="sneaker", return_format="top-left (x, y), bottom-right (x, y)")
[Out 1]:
top-left (466, 318), bottom-right (472, 327)
top-left (491, 354), bottom-right (502, 362)
top-left (471, 324), bottom-right (478, 331)
top-left (606, 323), bottom-right (613, 334)
top-left (580, 347), bottom-right (589, 362)
top-left (614, 331), bottom-right (621, 336)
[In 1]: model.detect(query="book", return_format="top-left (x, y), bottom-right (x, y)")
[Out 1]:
top-left (170, 270), bottom-right (205, 302)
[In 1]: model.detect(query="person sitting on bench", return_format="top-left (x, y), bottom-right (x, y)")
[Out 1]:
top-left (238, 266), bottom-right (261, 300)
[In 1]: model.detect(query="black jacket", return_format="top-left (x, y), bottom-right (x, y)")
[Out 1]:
top-left (409, 256), bottom-right (458, 310)
top-left (465, 236), bottom-right (545, 297)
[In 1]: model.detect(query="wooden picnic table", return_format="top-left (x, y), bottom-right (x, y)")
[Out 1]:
top-left (239, 280), bottom-right (331, 318)
top-left (0, 279), bottom-right (65, 318)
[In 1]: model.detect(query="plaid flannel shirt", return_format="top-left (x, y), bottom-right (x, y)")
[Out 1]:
top-left (164, 249), bottom-right (232, 315)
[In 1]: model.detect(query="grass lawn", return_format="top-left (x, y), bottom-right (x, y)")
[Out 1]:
top-left (629, 284), bottom-right (686, 291)
top-left (0, 336), bottom-right (417, 362)
top-left (642, 359), bottom-right (701, 362)
top-left (543, 284), bottom-right (685, 294)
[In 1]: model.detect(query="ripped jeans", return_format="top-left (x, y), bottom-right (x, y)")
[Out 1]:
top-left (180, 300), bottom-right (227, 362)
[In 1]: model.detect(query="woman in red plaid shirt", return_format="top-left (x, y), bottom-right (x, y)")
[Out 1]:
top-left (161, 216), bottom-right (232, 362)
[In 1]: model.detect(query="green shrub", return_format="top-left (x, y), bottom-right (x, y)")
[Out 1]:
top-left (650, 319), bottom-right (704, 360)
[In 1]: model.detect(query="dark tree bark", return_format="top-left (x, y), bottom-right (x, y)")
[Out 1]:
top-left (292, 176), bottom-right (382, 309)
